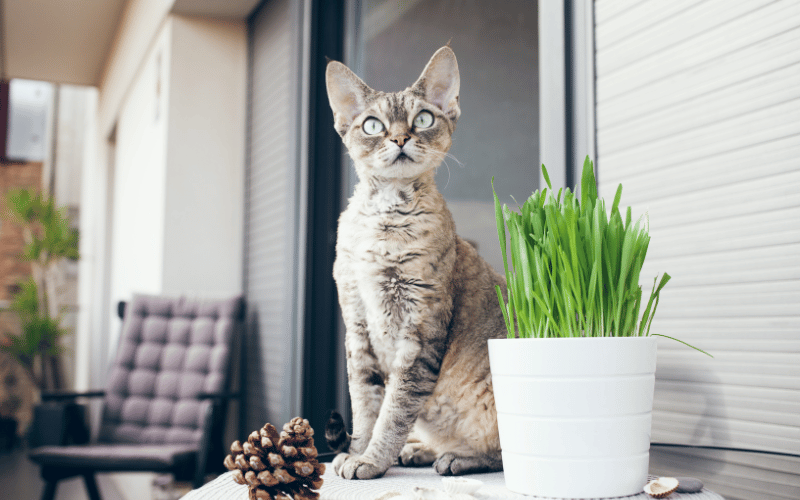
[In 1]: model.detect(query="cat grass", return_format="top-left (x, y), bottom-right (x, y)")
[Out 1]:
top-left (492, 157), bottom-right (711, 356)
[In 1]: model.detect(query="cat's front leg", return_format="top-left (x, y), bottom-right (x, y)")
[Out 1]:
top-left (344, 322), bottom-right (385, 455)
top-left (329, 312), bottom-right (385, 474)
top-left (336, 335), bottom-right (444, 479)
top-left (332, 337), bottom-right (385, 476)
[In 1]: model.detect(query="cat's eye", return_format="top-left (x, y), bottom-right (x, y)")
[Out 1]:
top-left (362, 117), bottom-right (385, 135)
top-left (413, 111), bottom-right (434, 129)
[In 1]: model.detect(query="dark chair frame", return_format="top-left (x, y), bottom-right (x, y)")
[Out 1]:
top-left (31, 298), bottom-right (243, 500)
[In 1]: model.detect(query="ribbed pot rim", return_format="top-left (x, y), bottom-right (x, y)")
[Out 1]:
top-left (488, 336), bottom-right (657, 377)
top-left (489, 336), bottom-right (656, 341)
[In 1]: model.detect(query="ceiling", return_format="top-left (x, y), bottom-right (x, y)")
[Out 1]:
top-left (0, 0), bottom-right (261, 87)
top-left (171, 0), bottom-right (262, 20)
top-left (1, 0), bottom-right (127, 86)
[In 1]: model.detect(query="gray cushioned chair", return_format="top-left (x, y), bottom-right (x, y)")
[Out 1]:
top-left (29, 294), bottom-right (245, 500)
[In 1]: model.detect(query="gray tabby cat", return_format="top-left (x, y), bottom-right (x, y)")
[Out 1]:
top-left (325, 46), bottom-right (506, 480)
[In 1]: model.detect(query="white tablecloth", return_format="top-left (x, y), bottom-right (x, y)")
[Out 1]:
top-left (182, 467), bottom-right (725, 500)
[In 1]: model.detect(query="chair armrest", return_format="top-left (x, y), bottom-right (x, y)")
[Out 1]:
top-left (196, 392), bottom-right (241, 401)
top-left (40, 390), bottom-right (106, 402)
top-left (192, 391), bottom-right (240, 486)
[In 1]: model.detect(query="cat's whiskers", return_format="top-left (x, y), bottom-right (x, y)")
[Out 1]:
top-left (419, 146), bottom-right (464, 169)
top-left (378, 145), bottom-right (400, 165)
top-left (418, 148), bottom-right (452, 189)
top-left (419, 147), bottom-right (465, 191)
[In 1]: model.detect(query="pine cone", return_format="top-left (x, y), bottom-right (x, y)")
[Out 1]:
top-left (224, 419), bottom-right (325, 500)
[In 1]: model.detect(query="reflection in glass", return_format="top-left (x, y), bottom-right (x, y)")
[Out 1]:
top-left (350, 0), bottom-right (539, 272)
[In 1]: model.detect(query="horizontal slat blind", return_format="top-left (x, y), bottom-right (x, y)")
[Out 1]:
top-left (594, 1), bottom-right (800, 499)
top-left (246, 0), bottom-right (298, 431)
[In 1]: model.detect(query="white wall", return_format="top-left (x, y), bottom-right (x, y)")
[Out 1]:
top-left (103, 14), bottom-right (247, 348)
top-left (97, 0), bottom-right (175, 140)
top-left (162, 15), bottom-right (246, 295)
top-left (77, 0), bottom-right (175, 394)
top-left (107, 21), bottom-right (172, 352)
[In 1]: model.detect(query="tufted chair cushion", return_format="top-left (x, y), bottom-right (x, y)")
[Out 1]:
top-left (98, 294), bottom-right (244, 446)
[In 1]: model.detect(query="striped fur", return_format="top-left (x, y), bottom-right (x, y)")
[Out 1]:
top-left (325, 47), bottom-right (506, 480)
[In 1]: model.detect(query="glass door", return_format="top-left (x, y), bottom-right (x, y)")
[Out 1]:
top-left (344, 0), bottom-right (539, 273)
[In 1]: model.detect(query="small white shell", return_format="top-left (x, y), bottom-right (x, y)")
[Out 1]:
top-left (644, 477), bottom-right (679, 498)
top-left (441, 477), bottom-right (483, 495)
top-left (409, 487), bottom-right (450, 500)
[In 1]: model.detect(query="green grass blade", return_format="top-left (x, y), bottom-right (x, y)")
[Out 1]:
top-left (654, 272), bottom-right (671, 295)
top-left (651, 334), bottom-right (713, 357)
top-left (533, 247), bottom-right (549, 304)
top-left (492, 178), bottom-right (510, 281)
top-left (638, 277), bottom-right (658, 337)
top-left (495, 285), bottom-right (513, 338)
top-left (614, 224), bottom-right (637, 331)
top-left (611, 184), bottom-right (623, 215)
top-left (585, 262), bottom-right (599, 335)
top-left (643, 273), bottom-right (671, 336)
top-left (580, 156), bottom-right (597, 208)
top-left (542, 164), bottom-right (553, 190)
top-left (531, 291), bottom-right (562, 337)
top-left (517, 222), bottom-right (533, 299)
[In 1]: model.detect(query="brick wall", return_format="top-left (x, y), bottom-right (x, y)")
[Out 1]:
top-left (0, 162), bottom-right (42, 302)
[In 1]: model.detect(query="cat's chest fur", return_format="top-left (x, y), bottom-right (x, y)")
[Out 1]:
top-left (334, 181), bottom-right (455, 373)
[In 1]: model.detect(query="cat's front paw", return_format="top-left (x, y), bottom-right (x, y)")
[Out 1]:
top-left (332, 452), bottom-right (350, 476)
top-left (433, 452), bottom-right (463, 476)
top-left (333, 453), bottom-right (387, 479)
top-left (399, 442), bottom-right (436, 466)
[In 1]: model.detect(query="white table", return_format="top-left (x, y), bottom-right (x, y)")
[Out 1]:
top-left (182, 467), bottom-right (725, 500)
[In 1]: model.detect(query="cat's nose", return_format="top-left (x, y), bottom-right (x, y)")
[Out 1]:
top-left (390, 134), bottom-right (411, 147)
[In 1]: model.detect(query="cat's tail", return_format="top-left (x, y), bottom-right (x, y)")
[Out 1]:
top-left (325, 410), bottom-right (351, 453)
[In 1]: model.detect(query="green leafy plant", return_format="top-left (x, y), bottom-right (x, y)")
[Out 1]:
top-left (1, 278), bottom-right (66, 389)
top-left (1, 188), bottom-right (79, 389)
top-left (492, 156), bottom-right (710, 356)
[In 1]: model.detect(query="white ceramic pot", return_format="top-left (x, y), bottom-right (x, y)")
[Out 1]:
top-left (488, 337), bottom-right (657, 499)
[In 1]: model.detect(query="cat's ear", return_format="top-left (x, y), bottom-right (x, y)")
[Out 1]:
top-left (326, 61), bottom-right (375, 137)
top-left (412, 46), bottom-right (460, 122)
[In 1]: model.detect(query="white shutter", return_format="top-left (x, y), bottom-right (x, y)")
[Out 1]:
top-left (594, 1), bottom-right (800, 499)
top-left (246, 0), bottom-right (305, 430)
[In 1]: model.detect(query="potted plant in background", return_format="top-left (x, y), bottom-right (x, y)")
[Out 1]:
top-left (0, 188), bottom-right (80, 445)
top-left (0, 362), bottom-right (25, 450)
top-left (489, 157), bottom-right (710, 499)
